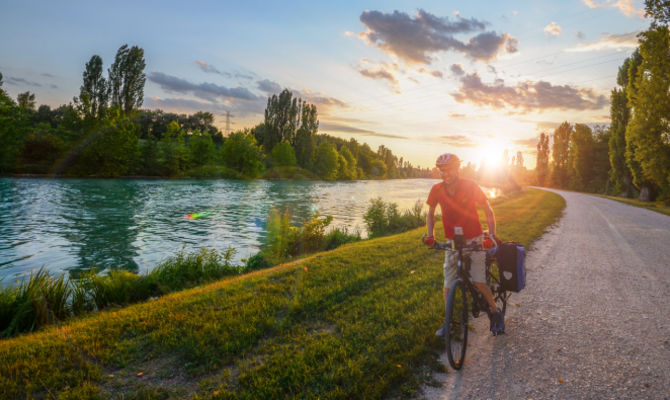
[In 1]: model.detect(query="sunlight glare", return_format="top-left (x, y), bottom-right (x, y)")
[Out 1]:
top-left (477, 141), bottom-right (507, 168)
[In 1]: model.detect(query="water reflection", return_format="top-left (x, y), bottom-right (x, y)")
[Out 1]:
top-left (0, 177), bottom-right (497, 282)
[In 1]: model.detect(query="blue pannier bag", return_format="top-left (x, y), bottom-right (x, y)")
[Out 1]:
top-left (496, 242), bottom-right (526, 292)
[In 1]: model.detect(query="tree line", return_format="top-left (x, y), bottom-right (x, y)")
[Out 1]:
top-left (0, 46), bottom-right (430, 180)
top-left (535, 1), bottom-right (670, 202)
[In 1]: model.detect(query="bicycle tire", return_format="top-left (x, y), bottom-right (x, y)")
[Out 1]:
top-left (445, 279), bottom-right (469, 370)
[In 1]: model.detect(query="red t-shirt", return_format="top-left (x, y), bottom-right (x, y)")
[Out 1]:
top-left (426, 178), bottom-right (487, 239)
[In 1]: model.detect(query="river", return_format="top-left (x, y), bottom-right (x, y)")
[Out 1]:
top-left (0, 178), bottom-right (499, 283)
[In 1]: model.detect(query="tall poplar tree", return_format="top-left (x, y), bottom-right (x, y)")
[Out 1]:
top-left (109, 44), bottom-right (146, 115)
top-left (609, 58), bottom-right (634, 196)
top-left (536, 132), bottom-right (550, 186)
top-left (78, 55), bottom-right (108, 120)
top-left (551, 122), bottom-right (572, 188)
top-left (626, 26), bottom-right (670, 199)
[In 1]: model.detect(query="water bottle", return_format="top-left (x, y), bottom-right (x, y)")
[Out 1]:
top-left (454, 226), bottom-right (465, 250)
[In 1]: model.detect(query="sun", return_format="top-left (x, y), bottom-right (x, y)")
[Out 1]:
top-left (476, 141), bottom-right (507, 168)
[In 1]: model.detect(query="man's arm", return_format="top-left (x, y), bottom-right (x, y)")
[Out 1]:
top-left (483, 199), bottom-right (496, 236)
top-left (426, 204), bottom-right (436, 237)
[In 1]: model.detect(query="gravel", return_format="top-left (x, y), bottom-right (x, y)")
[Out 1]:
top-left (420, 189), bottom-right (670, 400)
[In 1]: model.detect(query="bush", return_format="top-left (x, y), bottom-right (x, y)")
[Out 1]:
top-left (0, 248), bottom-right (243, 338)
top-left (244, 253), bottom-right (272, 271)
top-left (364, 198), bottom-right (425, 238)
top-left (0, 268), bottom-right (71, 337)
top-left (323, 227), bottom-right (361, 250)
top-left (262, 209), bottom-right (361, 265)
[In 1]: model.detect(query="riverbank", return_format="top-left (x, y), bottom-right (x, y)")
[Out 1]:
top-left (0, 188), bottom-right (565, 399)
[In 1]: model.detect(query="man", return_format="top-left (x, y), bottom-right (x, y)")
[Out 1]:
top-left (423, 153), bottom-right (505, 335)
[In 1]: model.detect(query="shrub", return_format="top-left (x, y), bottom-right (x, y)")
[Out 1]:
top-left (245, 253), bottom-right (272, 271)
top-left (364, 198), bottom-right (425, 238)
top-left (262, 209), bottom-right (362, 265)
top-left (0, 248), bottom-right (242, 338)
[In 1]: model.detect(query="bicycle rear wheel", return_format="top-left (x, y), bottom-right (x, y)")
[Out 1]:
top-left (445, 279), bottom-right (469, 370)
top-left (486, 261), bottom-right (508, 315)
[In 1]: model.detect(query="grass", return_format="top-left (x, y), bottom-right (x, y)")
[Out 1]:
top-left (0, 188), bottom-right (565, 399)
top-left (595, 194), bottom-right (670, 216)
top-left (0, 248), bottom-right (242, 338)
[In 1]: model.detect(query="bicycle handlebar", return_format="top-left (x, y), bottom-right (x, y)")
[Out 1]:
top-left (423, 234), bottom-right (498, 254)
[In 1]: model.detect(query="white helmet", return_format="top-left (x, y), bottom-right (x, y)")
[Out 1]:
top-left (436, 153), bottom-right (460, 168)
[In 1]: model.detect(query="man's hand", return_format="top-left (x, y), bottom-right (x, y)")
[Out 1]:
top-left (423, 235), bottom-right (435, 247)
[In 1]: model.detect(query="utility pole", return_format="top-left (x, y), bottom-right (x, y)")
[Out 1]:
top-left (225, 111), bottom-right (231, 135)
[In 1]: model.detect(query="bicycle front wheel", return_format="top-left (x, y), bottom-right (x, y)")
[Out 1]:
top-left (445, 279), bottom-right (469, 370)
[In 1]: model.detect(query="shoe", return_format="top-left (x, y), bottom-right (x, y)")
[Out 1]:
top-left (490, 311), bottom-right (505, 335)
top-left (436, 324), bottom-right (445, 337)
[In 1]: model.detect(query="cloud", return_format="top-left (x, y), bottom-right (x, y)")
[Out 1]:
top-left (50, 84), bottom-right (58, 89)
top-left (451, 72), bottom-right (608, 111)
top-left (544, 22), bottom-right (562, 36)
top-left (195, 60), bottom-right (226, 75)
top-left (295, 91), bottom-right (349, 112)
top-left (417, 68), bottom-right (443, 78)
top-left (195, 61), bottom-right (254, 80)
top-left (6, 76), bottom-right (42, 87)
top-left (42, 73), bottom-right (56, 78)
top-left (576, 30), bottom-right (586, 40)
top-left (358, 66), bottom-right (399, 85)
top-left (513, 136), bottom-right (541, 149)
top-left (145, 96), bottom-right (226, 112)
top-left (581, 0), bottom-right (644, 17)
top-left (438, 134), bottom-right (478, 147)
top-left (146, 95), bottom-right (266, 117)
top-left (358, 9), bottom-right (517, 64)
top-left (148, 71), bottom-right (259, 101)
top-left (319, 122), bottom-right (407, 139)
top-left (565, 31), bottom-right (639, 52)
top-left (257, 79), bottom-right (282, 94)
top-left (449, 112), bottom-right (466, 118)
top-left (534, 121), bottom-right (563, 131)
top-left (450, 64), bottom-right (465, 76)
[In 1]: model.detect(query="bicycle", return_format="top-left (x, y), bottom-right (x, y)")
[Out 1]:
top-left (426, 232), bottom-right (510, 370)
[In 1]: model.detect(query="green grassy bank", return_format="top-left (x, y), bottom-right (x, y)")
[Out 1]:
top-left (0, 188), bottom-right (565, 399)
top-left (596, 194), bottom-right (670, 216)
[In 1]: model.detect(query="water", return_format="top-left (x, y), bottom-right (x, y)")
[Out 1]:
top-left (0, 178), bottom-right (499, 283)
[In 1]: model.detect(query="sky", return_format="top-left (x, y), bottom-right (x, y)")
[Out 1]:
top-left (0, 0), bottom-right (652, 169)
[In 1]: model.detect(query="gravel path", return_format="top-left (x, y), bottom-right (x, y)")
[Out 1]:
top-left (421, 189), bottom-right (670, 400)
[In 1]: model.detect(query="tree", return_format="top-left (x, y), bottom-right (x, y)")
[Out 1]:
top-left (337, 146), bottom-right (357, 180)
top-left (188, 130), bottom-right (216, 168)
top-left (626, 26), bottom-right (670, 200)
top-left (263, 89), bottom-right (300, 150)
top-left (109, 44), bottom-right (146, 115)
top-left (313, 141), bottom-right (339, 180)
top-left (550, 122), bottom-right (572, 188)
top-left (270, 140), bottom-right (297, 167)
top-left (568, 124), bottom-right (595, 191)
top-left (609, 54), bottom-right (637, 196)
top-left (78, 55), bottom-right (108, 120)
top-left (220, 130), bottom-right (265, 177)
top-left (645, 0), bottom-right (670, 26)
top-left (17, 92), bottom-right (36, 111)
top-left (515, 151), bottom-right (524, 169)
top-left (591, 126), bottom-right (611, 193)
top-left (0, 82), bottom-right (28, 173)
top-left (75, 112), bottom-right (139, 177)
top-left (294, 103), bottom-right (318, 169)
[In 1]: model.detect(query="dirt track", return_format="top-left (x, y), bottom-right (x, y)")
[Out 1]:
top-left (421, 189), bottom-right (670, 400)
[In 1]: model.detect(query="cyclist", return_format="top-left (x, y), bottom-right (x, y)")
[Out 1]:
top-left (423, 153), bottom-right (505, 335)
